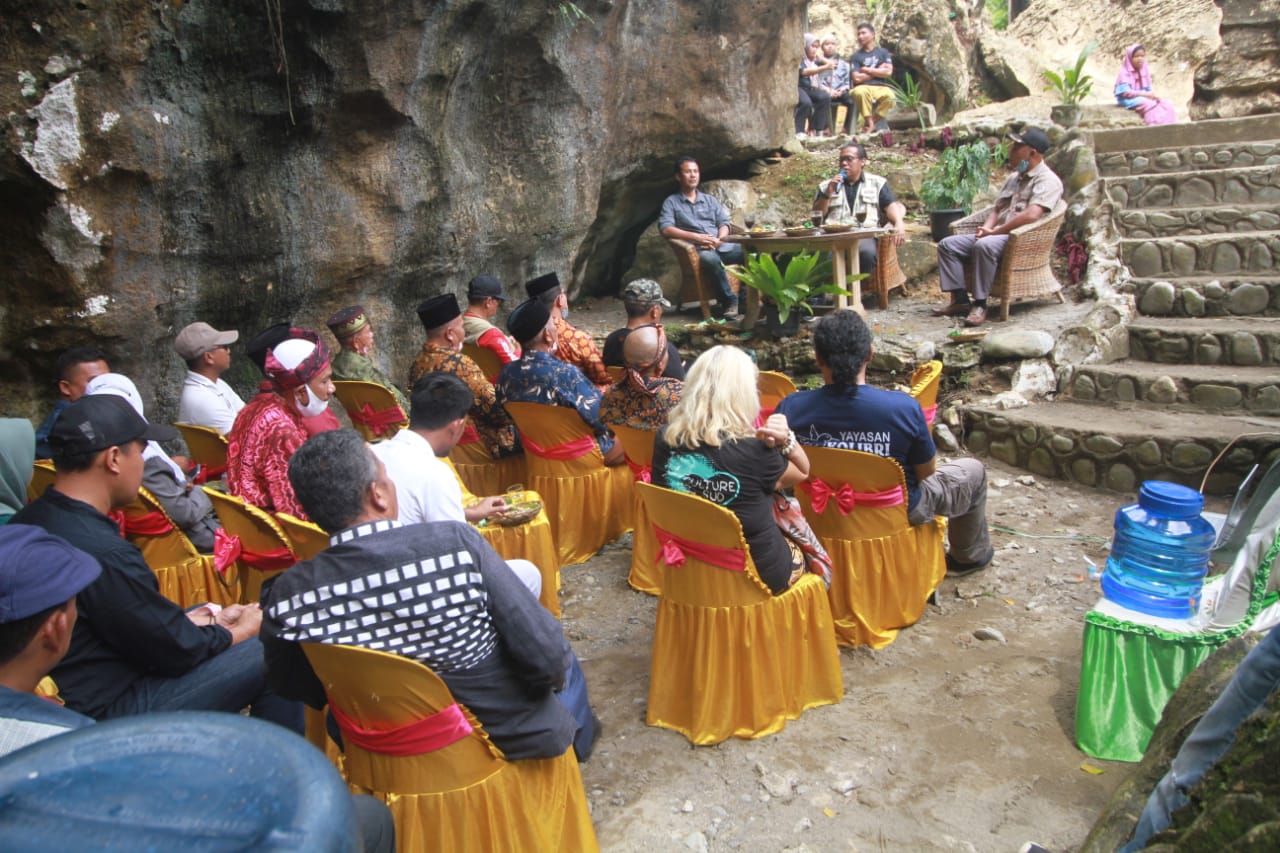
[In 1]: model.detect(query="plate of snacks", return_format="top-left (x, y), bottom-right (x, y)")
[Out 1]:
top-left (748, 224), bottom-right (780, 237)
top-left (496, 500), bottom-right (543, 527)
top-left (819, 222), bottom-right (854, 233)
top-left (783, 225), bottom-right (817, 237)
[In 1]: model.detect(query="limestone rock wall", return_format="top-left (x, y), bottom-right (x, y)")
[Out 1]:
top-left (0, 0), bottom-right (802, 417)
top-left (1192, 0), bottom-right (1280, 119)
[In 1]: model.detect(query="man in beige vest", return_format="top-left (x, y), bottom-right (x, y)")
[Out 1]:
top-left (812, 142), bottom-right (907, 278)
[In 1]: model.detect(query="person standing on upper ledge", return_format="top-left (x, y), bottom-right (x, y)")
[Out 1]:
top-left (932, 128), bottom-right (1063, 328)
top-left (525, 272), bottom-right (612, 389)
top-left (658, 156), bottom-right (745, 322)
top-left (325, 305), bottom-right (410, 416)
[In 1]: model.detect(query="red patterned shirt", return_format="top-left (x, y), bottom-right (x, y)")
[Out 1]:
top-left (227, 393), bottom-right (310, 519)
top-left (552, 316), bottom-right (611, 388)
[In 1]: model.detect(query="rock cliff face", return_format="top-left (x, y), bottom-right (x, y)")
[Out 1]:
top-left (0, 0), bottom-right (801, 415)
top-left (1192, 0), bottom-right (1280, 119)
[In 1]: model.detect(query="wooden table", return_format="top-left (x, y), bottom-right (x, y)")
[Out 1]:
top-left (725, 228), bottom-right (886, 317)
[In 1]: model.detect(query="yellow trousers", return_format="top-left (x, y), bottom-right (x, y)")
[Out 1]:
top-left (852, 84), bottom-right (893, 128)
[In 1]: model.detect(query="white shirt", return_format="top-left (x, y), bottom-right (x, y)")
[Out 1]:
top-left (370, 429), bottom-right (464, 525)
top-left (178, 372), bottom-right (246, 434)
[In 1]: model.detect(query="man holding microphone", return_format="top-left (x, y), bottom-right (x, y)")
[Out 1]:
top-left (812, 143), bottom-right (908, 277)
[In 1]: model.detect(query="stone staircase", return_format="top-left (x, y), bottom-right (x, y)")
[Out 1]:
top-left (960, 114), bottom-right (1280, 495)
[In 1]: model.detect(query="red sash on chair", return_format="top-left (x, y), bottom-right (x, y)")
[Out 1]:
top-left (653, 526), bottom-right (746, 572)
top-left (523, 434), bottom-right (596, 461)
top-left (327, 695), bottom-right (474, 756)
top-left (458, 423), bottom-right (481, 445)
top-left (625, 457), bottom-right (652, 483)
top-left (349, 403), bottom-right (406, 437)
top-left (213, 528), bottom-right (296, 576)
top-left (799, 479), bottom-right (904, 515)
top-left (192, 464), bottom-right (226, 485)
top-left (109, 510), bottom-right (175, 538)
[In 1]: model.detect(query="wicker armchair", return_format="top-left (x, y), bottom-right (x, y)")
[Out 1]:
top-left (665, 237), bottom-right (744, 321)
top-left (948, 199), bottom-right (1067, 321)
top-left (869, 234), bottom-right (907, 309)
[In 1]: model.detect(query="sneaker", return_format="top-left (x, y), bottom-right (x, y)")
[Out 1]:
top-left (721, 302), bottom-right (742, 321)
top-left (946, 544), bottom-right (995, 577)
top-left (874, 119), bottom-right (890, 132)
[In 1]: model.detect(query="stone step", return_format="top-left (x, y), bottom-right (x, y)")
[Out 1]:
top-left (1102, 163), bottom-right (1280, 209)
top-left (1122, 276), bottom-right (1280, 318)
top-left (1064, 362), bottom-right (1280, 415)
top-left (1096, 141), bottom-right (1280, 178)
top-left (1119, 232), bottom-right (1280, 279)
top-left (1115, 204), bottom-right (1280, 239)
top-left (959, 400), bottom-right (1280, 495)
top-left (1129, 317), bottom-right (1280, 366)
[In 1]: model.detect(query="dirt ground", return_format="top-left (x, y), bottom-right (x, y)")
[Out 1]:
top-left (557, 289), bottom-right (1225, 853)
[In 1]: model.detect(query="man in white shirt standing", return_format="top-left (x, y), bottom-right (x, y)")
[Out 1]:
top-left (371, 372), bottom-right (543, 598)
top-left (175, 322), bottom-right (245, 434)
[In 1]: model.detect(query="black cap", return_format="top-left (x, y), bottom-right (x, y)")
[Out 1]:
top-left (524, 272), bottom-right (561, 300)
top-left (245, 322), bottom-right (292, 375)
top-left (1008, 127), bottom-right (1050, 154)
top-left (49, 395), bottom-right (178, 456)
top-left (506, 299), bottom-right (552, 345)
top-left (466, 274), bottom-right (506, 301)
top-left (416, 294), bottom-right (461, 332)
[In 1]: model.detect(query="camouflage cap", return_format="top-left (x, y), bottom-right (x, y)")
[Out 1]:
top-left (621, 278), bottom-right (672, 309)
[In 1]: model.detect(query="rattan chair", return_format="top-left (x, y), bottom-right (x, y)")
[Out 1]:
top-left (665, 237), bottom-right (744, 320)
top-left (869, 234), bottom-right (908, 309)
top-left (948, 199), bottom-right (1067, 321)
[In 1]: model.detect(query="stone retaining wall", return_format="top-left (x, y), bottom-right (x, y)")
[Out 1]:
top-left (1065, 366), bottom-right (1280, 414)
top-left (1117, 206), bottom-right (1280, 238)
top-left (1123, 277), bottom-right (1279, 317)
top-left (1104, 165), bottom-right (1280, 209)
top-left (1120, 234), bottom-right (1280, 278)
top-left (962, 407), bottom-right (1270, 494)
top-left (1097, 142), bottom-right (1280, 176)
top-left (1129, 324), bottom-right (1280, 366)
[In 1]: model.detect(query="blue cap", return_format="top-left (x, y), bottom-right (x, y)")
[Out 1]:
top-left (0, 525), bottom-right (101, 622)
top-left (1137, 480), bottom-right (1205, 519)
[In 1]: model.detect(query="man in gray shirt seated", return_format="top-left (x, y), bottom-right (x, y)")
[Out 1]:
top-left (658, 156), bottom-right (745, 321)
top-left (260, 429), bottom-right (600, 762)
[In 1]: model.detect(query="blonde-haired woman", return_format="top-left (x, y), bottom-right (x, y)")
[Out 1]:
top-left (652, 346), bottom-right (810, 594)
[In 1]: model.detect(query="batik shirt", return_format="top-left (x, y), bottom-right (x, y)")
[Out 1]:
top-left (226, 393), bottom-right (310, 518)
top-left (408, 342), bottom-right (519, 459)
top-left (551, 316), bottom-right (611, 388)
top-left (331, 347), bottom-right (410, 416)
top-left (600, 376), bottom-right (682, 432)
top-left (496, 350), bottom-right (614, 454)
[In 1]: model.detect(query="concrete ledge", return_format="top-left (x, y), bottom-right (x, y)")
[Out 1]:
top-left (1089, 113), bottom-right (1280, 155)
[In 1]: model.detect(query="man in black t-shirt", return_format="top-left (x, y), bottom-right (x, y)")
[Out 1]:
top-left (602, 279), bottom-right (685, 381)
top-left (849, 22), bottom-right (894, 135)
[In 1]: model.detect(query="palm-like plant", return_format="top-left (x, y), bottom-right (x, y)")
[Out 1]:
top-left (1043, 42), bottom-right (1098, 105)
top-left (885, 72), bottom-right (927, 132)
top-left (728, 250), bottom-right (857, 325)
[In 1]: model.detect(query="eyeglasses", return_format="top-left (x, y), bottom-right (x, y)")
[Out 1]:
top-left (838, 155), bottom-right (860, 162)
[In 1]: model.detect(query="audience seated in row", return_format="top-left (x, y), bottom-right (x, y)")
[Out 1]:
top-left (261, 428), bottom-right (600, 762)
top-left (10, 395), bottom-right (302, 730)
top-left (527, 273), bottom-right (612, 389)
top-left (35, 347), bottom-right (110, 459)
top-left (326, 305), bottom-right (410, 417)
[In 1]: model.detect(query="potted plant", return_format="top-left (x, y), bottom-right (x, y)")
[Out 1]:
top-left (919, 138), bottom-right (1008, 242)
top-left (728, 250), bottom-right (857, 338)
top-left (885, 72), bottom-right (930, 147)
top-left (1043, 42), bottom-right (1098, 128)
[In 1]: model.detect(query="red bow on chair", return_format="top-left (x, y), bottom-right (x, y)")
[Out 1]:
top-left (326, 695), bottom-right (473, 756)
top-left (109, 509), bottom-right (175, 538)
top-left (458, 423), bottom-right (480, 445)
top-left (653, 526), bottom-right (746, 573)
top-left (799, 478), bottom-right (858, 515)
top-left (625, 457), bottom-right (651, 483)
top-left (349, 403), bottom-right (406, 437)
top-left (213, 528), bottom-right (296, 576)
top-left (920, 404), bottom-right (937, 427)
top-left (522, 434), bottom-right (596, 461)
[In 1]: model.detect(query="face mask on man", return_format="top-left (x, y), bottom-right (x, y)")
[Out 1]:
top-left (295, 386), bottom-right (329, 418)
top-left (1015, 158), bottom-right (1031, 174)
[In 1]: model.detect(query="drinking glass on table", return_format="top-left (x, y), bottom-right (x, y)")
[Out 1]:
top-left (504, 483), bottom-right (525, 506)
top-left (810, 209), bottom-right (824, 228)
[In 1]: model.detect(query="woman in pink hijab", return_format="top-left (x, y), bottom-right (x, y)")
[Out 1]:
top-left (1115, 44), bottom-right (1177, 126)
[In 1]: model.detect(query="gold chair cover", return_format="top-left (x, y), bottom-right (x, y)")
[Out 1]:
top-left (128, 487), bottom-right (235, 608)
top-left (757, 370), bottom-right (798, 413)
top-left (442, 457), bottom-right (561, 617)
top-left (302, 644), bottom-right (598, 853)
top-left (909, 360), bottom-right (943, 427)
top-left (448, 433), bottom-right (527, 500)
top-left (26, 459), bottom-right (55, 502)
top-left (798, 447), bottom-right (946, 648)
top-left (331, 380), bottom-right (408, 442)
top-left (460, 343), bottom-right (503, 383)
top-left (504, 402), bottom-right (632, 566)
top-left (174, 422), bottom-right (229, 471)
top-left (611, 423), bottom-right (660, 595)
top-left (636, 483), bottom-right (843, 745)
top-left (203, 488), bottom-right (299, 604)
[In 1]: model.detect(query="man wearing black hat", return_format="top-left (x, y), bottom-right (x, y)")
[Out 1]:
top-left (933, 127), bottom-right (1063, 327)
top-left (497, 299), bottom-right (625, 466)
top-left (525, 273), bottom-right (612, 389)
top-left (408, 294), bottom-right (519, 460)
top-left (463, 275), bottom-right (521, 367)
top-left (11, 396), bottom-right (302, 732)
top-left (0, 525), bottom-right (99, 756)
top-left (326, 305), bottom-right (410, 416)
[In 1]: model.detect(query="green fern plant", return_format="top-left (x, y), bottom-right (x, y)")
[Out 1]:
top-left (728, 250), bottom-right (858, 325)
top-left (1043, 42), bottom-right (1098, 105)
top-left (919, 139), bottom-right (1008, 213)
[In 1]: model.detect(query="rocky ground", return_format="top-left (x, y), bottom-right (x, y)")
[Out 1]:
top-left (559, 288), bottom-right (1230, 852)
